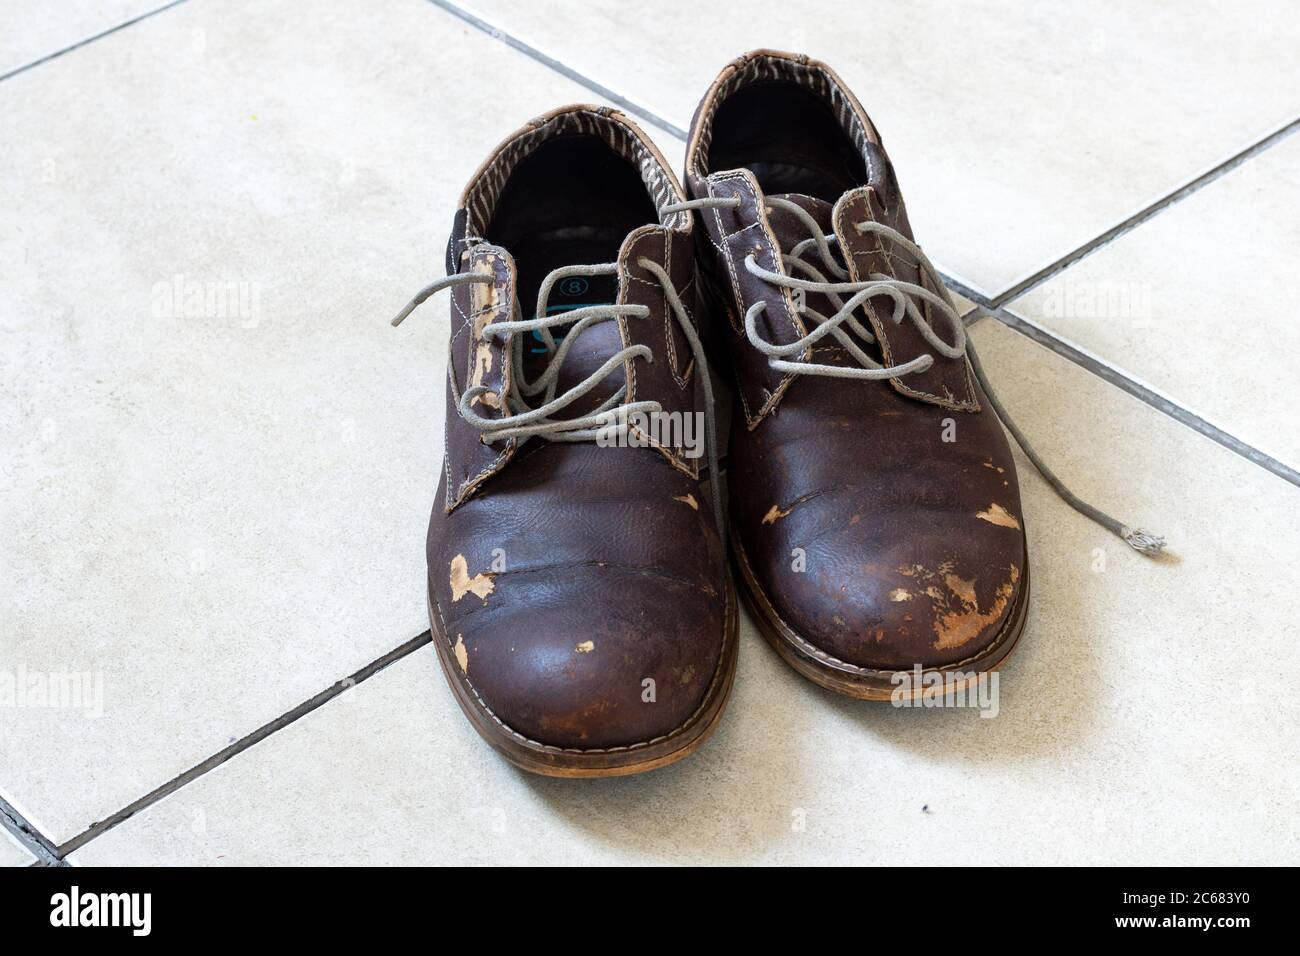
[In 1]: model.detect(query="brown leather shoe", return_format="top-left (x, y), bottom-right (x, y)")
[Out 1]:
top-left (392, 106), bottom-right (736, 775)
top-left (681, 51), bottom-right (1031, 698)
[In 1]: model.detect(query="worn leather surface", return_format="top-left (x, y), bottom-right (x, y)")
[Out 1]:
top-left (425, 108), bottom-right (726, 749)
top-left (444, 244), bottom-right (519, 509)
top-left (428, 445), bottom-right (725, 749)
top-left (687, 51), bottom-right (1027, 670)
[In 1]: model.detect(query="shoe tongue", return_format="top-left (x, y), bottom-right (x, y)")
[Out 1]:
top-left (765, 190), bottom-right (887, 368)
top-left (765, 192), bottom-right (836, 253)
top-left (525, 266), bottom-right (625, 412)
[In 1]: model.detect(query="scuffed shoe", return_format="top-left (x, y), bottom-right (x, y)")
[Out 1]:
top-left (394, 106), bottom-right (736, 772)
top-left (681, 51), bottom-right (1030, 698)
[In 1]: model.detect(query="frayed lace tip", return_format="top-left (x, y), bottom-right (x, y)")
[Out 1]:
top-left (1121, 527), bottom-right (1166, 556)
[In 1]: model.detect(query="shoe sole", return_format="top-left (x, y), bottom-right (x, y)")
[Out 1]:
top-left (730, 530), bottom-right (1029, 700)
top-left (426, 573), bottom-right (739, 777)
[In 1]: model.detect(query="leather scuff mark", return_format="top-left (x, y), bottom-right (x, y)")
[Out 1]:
top-left (575, 640), bottom-right (595, 653)
top-left (453, 634), bottom-right (469, 673)
top-left (763, 504), bottom-right (791, 524)
top-left (943, 573), bottom-right (977, 607)
top-left (449, 553), bottom-right (495, 602)
top-left (889, 588), bottom-right (911, 602)
top-left (897, 562), bottom-right (1019, 650)
top-left (469, 342), bottom-right (500, 409)
top-left (674, 493), bottom-right (699, 510)
top-left (976, 503), bottom-right (1021, 529)
top-left (763, 491), bottom-right (826, 525)
top-left (468, 253), bottom-right (504, 409)
top-left (934, 565), bottom-right (1019, 650)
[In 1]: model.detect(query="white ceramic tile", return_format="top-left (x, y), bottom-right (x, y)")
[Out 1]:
top-left (70, 321), bottom-right (1300, 865)
top-left (1008, 132), bottom-right (1300, 473)
top-left (0, 828), bottom-right (36, 866)
top-left (0, 0), bottom-right (168, 78)
top-left (0, 0), bottom-right (662, 844)
top-left (464, 0), bottom-right (1300, 295)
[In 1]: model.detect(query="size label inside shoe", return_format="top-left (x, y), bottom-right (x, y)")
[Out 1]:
top-left (534, 272), bottom-right (618, 352)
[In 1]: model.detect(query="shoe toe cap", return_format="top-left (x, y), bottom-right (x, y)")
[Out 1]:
top-left (436, 562), bottom-right (727, 751)
top-left (747, 500), bottom-right (1026, 671)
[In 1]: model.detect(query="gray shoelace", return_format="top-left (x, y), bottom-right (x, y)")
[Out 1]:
top-left (668, 194), bottom-right (1165, 556)
top-left (392, 256), bottom-right (723, 526)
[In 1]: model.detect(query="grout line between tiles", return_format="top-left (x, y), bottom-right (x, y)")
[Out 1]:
top-left (0, 0), bottom-right (193, 85)
top-left (989, 112), bottom-right (1300, 308)
top-left (0, 794), bottom-right (66, 867)
top-left (55, 630), bottom-right (433, 859)
top-left (971, 306), bottom-right (1300, 489)
top-left (425, 0), bottom-right (687, 138)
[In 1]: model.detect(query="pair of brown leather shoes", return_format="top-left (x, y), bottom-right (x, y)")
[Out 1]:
top-left (393, 51), bottom-right (1150, 777)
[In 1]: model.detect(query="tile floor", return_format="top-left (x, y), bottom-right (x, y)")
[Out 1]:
top-left (2, 0), bottom-right (1297, 866)
top-left (0, 0), bottom-right (170, 79)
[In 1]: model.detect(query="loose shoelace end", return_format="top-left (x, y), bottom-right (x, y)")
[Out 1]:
top-left (1121, 527), bottom-right (1167, 556)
